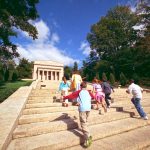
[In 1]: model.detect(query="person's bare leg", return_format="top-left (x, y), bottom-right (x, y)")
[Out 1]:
top-left (102, 100), bottom-right (107, 112)
top-left (96, 101), bottom-right (99, 110)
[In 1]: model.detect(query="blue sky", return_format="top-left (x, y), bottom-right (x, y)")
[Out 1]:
top-left (14, 0), bottom-right (135, 67)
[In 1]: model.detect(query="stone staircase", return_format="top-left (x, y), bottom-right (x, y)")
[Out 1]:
top-left (7, 87), bottom-right (150, 150)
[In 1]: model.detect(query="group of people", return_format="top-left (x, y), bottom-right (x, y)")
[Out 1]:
top-left (58, 71), bottom-right (148, 148)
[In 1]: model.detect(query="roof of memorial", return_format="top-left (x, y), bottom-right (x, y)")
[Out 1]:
top-left (34, 60), bottom-right (64, 67)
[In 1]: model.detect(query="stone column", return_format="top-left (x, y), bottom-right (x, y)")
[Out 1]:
top-left (54, 71), bottom-right (55, 80)
top-left (51, 71), bottom-right (53, 80)
top-left (47, 71), bottom-right (48, 80)
top-left (48, 71), bottom-right (51, 80)
top-left (37, 69), bottom-right (40, 80)
top-left (33, 65), bottom-right (37, 80)
top-left (57, 72), bottom-right (59, 81)
top-left (41, 70), bottom-right (44, 80)
top-left (44, 71), bottom-right (46, 80)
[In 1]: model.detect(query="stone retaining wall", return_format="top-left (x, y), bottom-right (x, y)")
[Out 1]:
top-left (0, 80), bottom-right (38, 150)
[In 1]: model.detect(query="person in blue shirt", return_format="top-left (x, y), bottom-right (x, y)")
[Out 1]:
top-left (59, 76), bottom-right (70, 107)
top-left (63, 81), bottom-right (94, 148)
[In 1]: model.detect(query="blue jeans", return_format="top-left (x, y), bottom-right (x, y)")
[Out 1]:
top-left (131, 98), bottom-right (146, 117)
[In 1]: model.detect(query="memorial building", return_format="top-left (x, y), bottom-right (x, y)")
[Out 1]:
top-left (32, 61), bottom-right (64, 81)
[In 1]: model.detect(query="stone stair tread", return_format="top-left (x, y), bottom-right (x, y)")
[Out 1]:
top-left (28, 96), bottom-right (55, 98)
top-left (8, 117), bottom-right (150, 150)
top-left (23, 104), bottom-right (119, 115)
top-left (22, 106), bottom-right (78, 115)
top-left (13, 111), bottom-right (131, 138)
top-left (19, 110), bottom-right (79, 124)
top-left (13, 118), bottom-right (79, 139)
top-left (66, 125), bottom-right (150, 150)
top-left (110, 99), bottom-right (150, 107)
top-left (27, 99), bottom-right (54, 104)
top-left (25, 102), bottom-right (72, 108)
top-left (19, 108), bottom-right (117, 124)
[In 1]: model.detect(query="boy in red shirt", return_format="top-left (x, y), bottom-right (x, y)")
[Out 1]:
top-left (63, 81), bottom-right (94, 148)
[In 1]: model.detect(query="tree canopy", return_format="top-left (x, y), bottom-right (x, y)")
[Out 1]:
top-left (0, 0), bottom-right (39, 62)
top-left (83, 1), bottom-right (150, 85)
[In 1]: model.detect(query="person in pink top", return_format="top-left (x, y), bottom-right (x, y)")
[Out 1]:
top-left (92, 78), bottom-right (107, 113)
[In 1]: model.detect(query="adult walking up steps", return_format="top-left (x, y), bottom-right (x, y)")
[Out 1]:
top-left (7, 86), bottom-right (150, 150)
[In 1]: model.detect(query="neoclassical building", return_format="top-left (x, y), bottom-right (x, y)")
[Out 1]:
top-left (33, 61), bottom-right (64, 81)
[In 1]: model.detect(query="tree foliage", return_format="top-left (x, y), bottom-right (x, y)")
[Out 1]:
top-left (64, 66), bottom-right (72, 80)
top-left (17, 58), bottom-right (33, 78)
top-left (87, 6), bottom-right (138, 61)
top-left (109, 73), bottom-right (115, 85)
top-left (82, 3), bottom-right (150, 85)
top-left (120, 72), bottom-right (127, 86)
top-left (102, 72), bottom-right (107, 81)
top-left (73, 62), bottom-right (78, 72)
top-left (0, 0), bottom-right (39, 63)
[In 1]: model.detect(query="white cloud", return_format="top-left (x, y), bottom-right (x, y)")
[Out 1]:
top-left (133, 24), bottom-right (145, 30)
top-left (17, 20), bottom-right (79, 66)
top-left (34, 20), bottom-right (50, 43)
top-left (126, 0), bottom-right (137, 12)
top-left (79, 41), bottom-right (91, 56)
top-left (50, 33), bottom-right (59, 45)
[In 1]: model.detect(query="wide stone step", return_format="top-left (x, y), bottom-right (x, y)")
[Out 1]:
top-left (13, 119), bottom-right (78, 139)
top-left (32, 89), bottom-right (57, 92)
top-left (66, 125), bottom-right (150, 150)
top-left (123, 107), bottom-right (150, 117)
top-left (28, 96), bottom-right (55, 100)
top-left (27, 98), bottom-right (54, 103)
top-left (13, 111), bottom-right (131, 139)
top-left (19, 111), bottom-right (79, 124)
top-left (18, 108), bottom-right (116, 125)
top-left (111, 98), bottom-right (150, 106)
top-left (29, 94), bottom-right (54, 97)
top-left (25, 102), bottom-right (71, 108)
top-left (22, 106), bottom-right (78, 115)
top-left (31, 90), bottom-right (53, 93)
top-left (8, 117), bottom-right (150, 150)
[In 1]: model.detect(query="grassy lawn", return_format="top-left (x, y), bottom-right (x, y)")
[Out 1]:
top-left (0, 80), bottom-right (33, 103)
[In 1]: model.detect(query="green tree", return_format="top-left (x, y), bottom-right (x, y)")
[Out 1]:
top-left (109, 73), bottom-right (115, 85)
top-left (17, 58), bottom-right (33, 79)
top-left (0, 0), bottom-right (39, 63)
top-left (94, 60), bottom-right (110, 80)
top-left (87, 6), bottom-right (138, 61)
top-left (86, 5), bottom-right (141, 80)
top-left (7, 60), bottom-right (16, 81)
top-left (133, 1), bottom-right (150, 78)
top-left (0, 62), bottom-right (4, 81)
top-left (102, 72), bottom-right (107, 81)
top-left (73, 62), bottom-right (78, 72)
top-left (120, 72), bottom-right (127, 86)
top-left (12, 70), bottom-right (18, 81)
top-left (4, 69), bottom-right (9, 81)
top-left (64, 66), bottom-right (72, 80)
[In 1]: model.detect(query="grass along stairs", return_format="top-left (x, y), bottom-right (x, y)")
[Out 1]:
top-left (7, 88), bottom-right (150, 150)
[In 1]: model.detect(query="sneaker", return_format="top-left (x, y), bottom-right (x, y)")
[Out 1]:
top-left (143, 116), bottom-right (148, 120)
top-left (88, 136), bottom-right (92, 145)
top-left (83, 139), bottom-right (90, 148)
top-left (83, 136), bottom-right (92, 148)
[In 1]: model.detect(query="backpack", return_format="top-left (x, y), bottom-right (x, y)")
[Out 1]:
top-left (103, 82), bottom-right (111, 94)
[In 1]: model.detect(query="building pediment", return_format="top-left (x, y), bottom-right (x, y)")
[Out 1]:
top-left (34, 60), bottom-right (63, 67)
